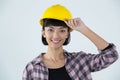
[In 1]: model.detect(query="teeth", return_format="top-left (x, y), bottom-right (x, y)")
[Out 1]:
top-left (52, 40), bottom-right (60, 44)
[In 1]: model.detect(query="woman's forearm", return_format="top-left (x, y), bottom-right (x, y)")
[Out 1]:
top-left (79, 26), bottom-right (109, 50)
top-left (65, 18), bottom-right (109, 50)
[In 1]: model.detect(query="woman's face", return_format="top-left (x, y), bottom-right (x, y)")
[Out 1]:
top-left (42, 26), bottom-right (69, 49)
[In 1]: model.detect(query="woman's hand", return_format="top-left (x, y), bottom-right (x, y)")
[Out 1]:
top-left (64, 18), bottom-right (87, 32)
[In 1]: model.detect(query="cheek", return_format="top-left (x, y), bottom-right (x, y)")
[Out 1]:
top-left (45, 33), bottom-right (52, 39)
top-left (60, 34), bottom-right (67, 40)
top-left (63, 32), bottom-right (69, 39)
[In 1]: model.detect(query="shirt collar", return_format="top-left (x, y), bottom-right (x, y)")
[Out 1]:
top-left (33, 53), bottom-right (45, 66)
top-left (33, 50), bottom-right (70, 66)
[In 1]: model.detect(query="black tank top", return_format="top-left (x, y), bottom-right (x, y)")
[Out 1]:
top-left (48, 66), bottom-right (72, 80)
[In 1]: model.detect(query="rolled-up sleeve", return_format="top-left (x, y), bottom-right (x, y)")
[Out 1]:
top-left (87, 43), bottom-right (119, 72)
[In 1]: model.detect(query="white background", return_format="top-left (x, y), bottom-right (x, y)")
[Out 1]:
top-left (0, 0), bottom-right (120, 80)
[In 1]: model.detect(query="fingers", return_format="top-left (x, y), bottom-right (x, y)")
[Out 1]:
top-left (64, 18), bottom-right (81, 29)
top-left (73, 18), bottom-right (80, 27)
top-left (68, 19), bottom-right (75, 28)
top-left (64, 18), bottom-right (72, 28)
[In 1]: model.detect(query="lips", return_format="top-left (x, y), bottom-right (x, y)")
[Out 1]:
top-left (51, 40), bottom-right (61, 44)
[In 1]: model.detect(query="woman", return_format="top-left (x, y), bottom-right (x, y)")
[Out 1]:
top-left (23, 4), bottom-right (118, 80)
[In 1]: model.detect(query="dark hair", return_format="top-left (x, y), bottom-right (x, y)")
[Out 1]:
top-left (42, 18), bottom-right (71, 45)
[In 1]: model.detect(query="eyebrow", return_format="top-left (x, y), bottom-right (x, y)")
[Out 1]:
top-left (48, 26), bottom-right (67, 29)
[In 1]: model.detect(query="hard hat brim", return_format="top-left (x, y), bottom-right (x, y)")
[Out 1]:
top-left (39, 18), bottom-right (73, 32)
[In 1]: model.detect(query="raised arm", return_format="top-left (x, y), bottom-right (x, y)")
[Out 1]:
top-left (65, 18), bottom-right (109, 50)
top-left (65, 18), bottom-right (118, 71)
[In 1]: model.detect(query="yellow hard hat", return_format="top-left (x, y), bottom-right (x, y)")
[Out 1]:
top-left (40, 4), bottom-right (73, 31)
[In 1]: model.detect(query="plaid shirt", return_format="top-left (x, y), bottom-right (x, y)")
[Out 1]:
top-left (23, 43), bottom-right (118, 80)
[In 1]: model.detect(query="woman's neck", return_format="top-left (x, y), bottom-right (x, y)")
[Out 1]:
top-left (45, 47), bottom-right (64, 60)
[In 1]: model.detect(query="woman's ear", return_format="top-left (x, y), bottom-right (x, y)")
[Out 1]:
top-left (42, 30), bottom-right (46, 38)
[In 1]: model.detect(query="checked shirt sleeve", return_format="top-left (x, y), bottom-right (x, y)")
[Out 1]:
top-left (22, 63), bottom-right (34, 80)
top-left (87, 43), bottom-right (119, 72)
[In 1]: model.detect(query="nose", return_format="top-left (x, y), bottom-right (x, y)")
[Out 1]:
top-left (53, 30), bottom-right (60, 38)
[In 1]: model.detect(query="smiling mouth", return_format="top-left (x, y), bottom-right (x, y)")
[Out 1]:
top-left (51, 40), bottom-right (61, 44)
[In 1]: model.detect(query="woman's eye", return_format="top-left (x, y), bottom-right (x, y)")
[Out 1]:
top-left (48, 29), bottom-right (54, 32)
top-left (60, 30), bottom-right (66, 32)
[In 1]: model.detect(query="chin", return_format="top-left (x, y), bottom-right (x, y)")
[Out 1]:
top-left (49, 43), bottom-right (64, 49)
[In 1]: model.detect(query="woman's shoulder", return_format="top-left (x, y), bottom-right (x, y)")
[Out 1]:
top-left (64, 50), bottom-right (89, 58)
top-left (25, 53), bottom-right (45, 69)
